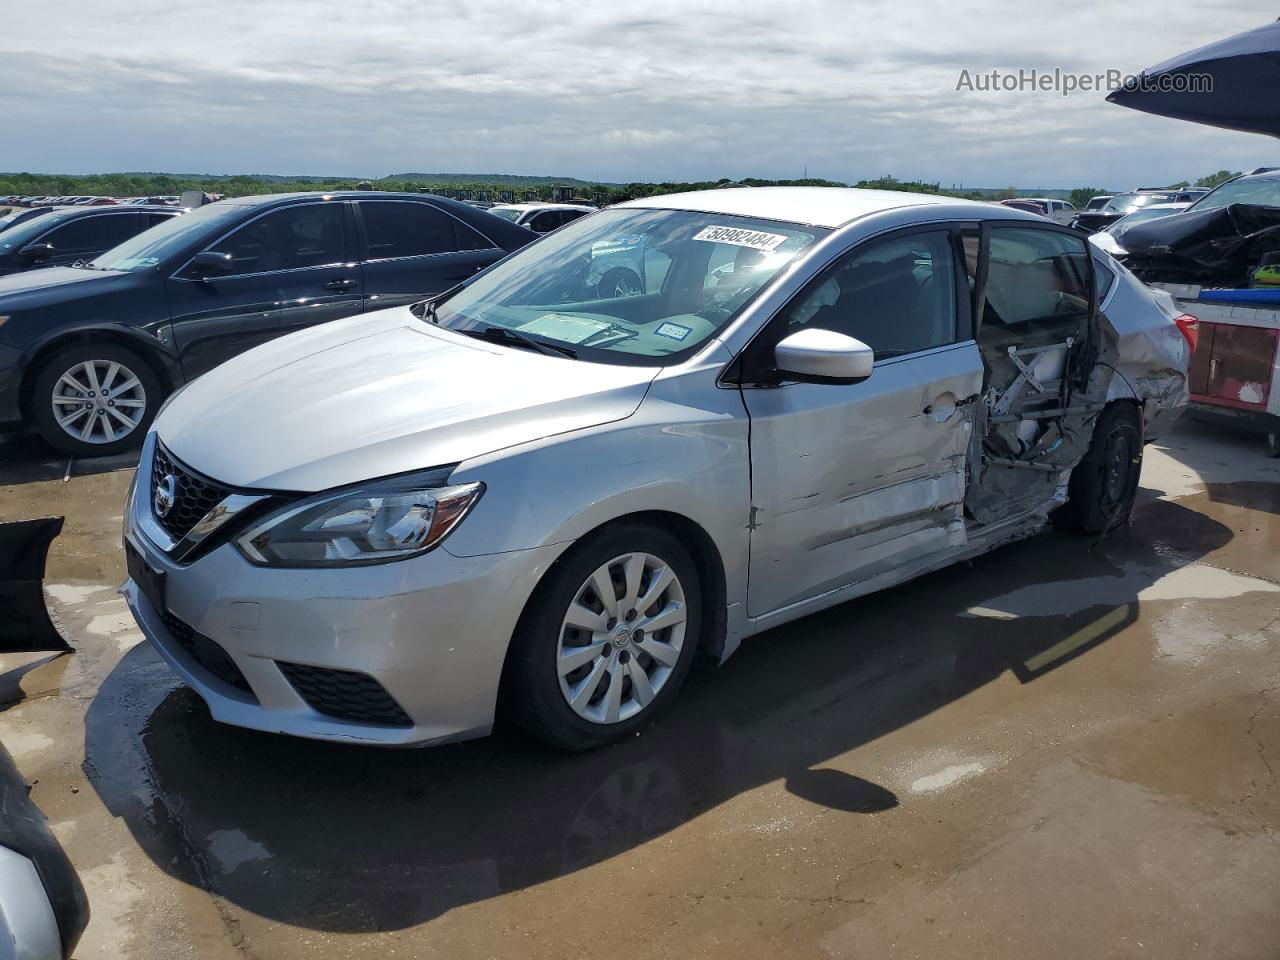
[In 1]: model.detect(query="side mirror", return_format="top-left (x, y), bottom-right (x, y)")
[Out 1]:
top-left (18, 242), bottom-right (54, 264)
top-left (190, 250), bottom-right (234, 276)
top-left (774, 328), bottom-right (874, 384)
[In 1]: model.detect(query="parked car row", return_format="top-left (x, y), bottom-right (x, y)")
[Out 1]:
top-left (1, 195), bottom-right (189, 208)
top-left (0, 192), bottom-right (537, 456)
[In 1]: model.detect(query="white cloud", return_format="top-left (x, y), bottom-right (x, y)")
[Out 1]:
top-left (2, 0), bottom-right (1275, 186)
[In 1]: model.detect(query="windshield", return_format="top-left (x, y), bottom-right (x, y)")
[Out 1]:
top-left (89, 202), bottom-right (241, 271)
top-left (1103, 193), bottom-right (1174, 213)
top-left (0, 210), bottom-right (79, 253)
top-left (1108, 205), bottom-right (1186, 231)
top-left (487, 207), bottom-right (522, 222)
top-left (1190, 177), bottom-right (1280, 213)
top-left (430, 208), bottom-right (826, 365)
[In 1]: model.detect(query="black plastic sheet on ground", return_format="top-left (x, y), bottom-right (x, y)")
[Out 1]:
top-left (0, 516), bottom-right (71, 653)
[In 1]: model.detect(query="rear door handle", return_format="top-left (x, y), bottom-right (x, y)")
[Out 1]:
top-left (323, 278), bottom-right (357, 291)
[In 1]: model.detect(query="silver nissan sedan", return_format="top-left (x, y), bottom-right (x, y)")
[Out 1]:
top-left (122, 187), bottom-right (1190, 750)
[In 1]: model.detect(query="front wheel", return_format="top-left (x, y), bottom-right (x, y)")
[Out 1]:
top-left (503, 524), bottom-right (702, 751)
top-left (30, 343), bottom-right (162, 457)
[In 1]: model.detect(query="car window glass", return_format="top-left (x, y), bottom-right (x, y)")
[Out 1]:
top-left (983, 228), bottom-right (1090, 339)
top-left (361, 201), bottom-right (455, 259)
top-left (433, 208), bottom-right (824, 364)
top-left (1093, 256), bottom-right (1116, 300)
top-left (780, 230), bottom-right (958, 359)
top-left (454, 218), bottom-right (495, 251)
top-left (210, 203), bottom-right (345, 274)
top-left (46, 214), bottom-right (140, 253)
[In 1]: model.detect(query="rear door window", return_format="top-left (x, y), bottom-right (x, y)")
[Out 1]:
top-left (359, 201), bottom-right (459, 259)
top-left (982, 227), bottom-right (1091, 340)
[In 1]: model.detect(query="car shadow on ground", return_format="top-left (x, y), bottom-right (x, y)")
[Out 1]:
top-left (0, 431), bottom-right (138, 486)
top-left (82, 494), bottom-right (1236, 933)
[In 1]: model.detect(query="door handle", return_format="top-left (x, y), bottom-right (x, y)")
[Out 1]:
top-left (323, 278), bottom-right (357, 291)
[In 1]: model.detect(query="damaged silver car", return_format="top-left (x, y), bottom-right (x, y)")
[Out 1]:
top-left (122, 188), bottom-right (1190, 751)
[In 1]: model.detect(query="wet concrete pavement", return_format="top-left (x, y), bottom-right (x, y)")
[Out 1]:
top-left (1, 420), bottom-right (1277, 958)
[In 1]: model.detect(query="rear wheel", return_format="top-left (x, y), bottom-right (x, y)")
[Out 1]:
top-left (1056, 403), bottom-right (1143, 533)
top-left (30, 343), bottom-right (161, 457)
top-left (504, 524), bottom-right (701, 751)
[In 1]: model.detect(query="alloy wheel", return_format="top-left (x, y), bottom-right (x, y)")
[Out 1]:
top-left (49, 359), bottom-right (148, 446)
top-left (556, 552), bottom-right (687, 725)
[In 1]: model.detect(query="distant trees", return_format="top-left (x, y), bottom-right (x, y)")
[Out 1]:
top-left (1194, 169), bottom-right (1242, 188)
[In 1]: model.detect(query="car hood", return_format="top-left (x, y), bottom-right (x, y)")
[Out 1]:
top-left (0, 265), bottom-right (121, 301)
top-left (157, 307), bottom-right (660, 491)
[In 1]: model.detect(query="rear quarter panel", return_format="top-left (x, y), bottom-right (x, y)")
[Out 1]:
top-left (1097, 253), bottom-right (1190, 439)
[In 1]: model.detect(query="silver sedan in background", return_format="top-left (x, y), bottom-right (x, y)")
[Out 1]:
top-left (122, 187), bottom-right (1189, 751)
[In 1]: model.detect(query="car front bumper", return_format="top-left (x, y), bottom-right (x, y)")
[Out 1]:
top-left (122, 460), bottom-right (564, 747)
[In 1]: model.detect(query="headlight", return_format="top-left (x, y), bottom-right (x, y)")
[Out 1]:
top-left (234, 470), bottom-right (484, 567)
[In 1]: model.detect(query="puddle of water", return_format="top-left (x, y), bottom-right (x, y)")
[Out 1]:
top-left (206, 828), bottom-right (271, 874)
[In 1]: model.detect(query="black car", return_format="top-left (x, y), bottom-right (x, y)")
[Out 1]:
top-left (0, 205), bottom-right (182, 275)
top-left (0, 192), bottom-right (536, 456)
top-left (1069, 189), bottom-right (1206, 233)
top-left (0, 205), bottom-right (55, 234)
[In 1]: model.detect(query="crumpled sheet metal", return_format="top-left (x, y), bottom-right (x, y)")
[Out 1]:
top-left (1121, 203), bottom-right (1280, 285)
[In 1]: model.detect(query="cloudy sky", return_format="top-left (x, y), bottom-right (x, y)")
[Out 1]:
top-left (3, 0), bottom-right (1275, 187)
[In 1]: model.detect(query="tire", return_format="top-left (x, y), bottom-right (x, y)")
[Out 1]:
top-left (598, 268), bottom-right (642, 299)
top-left (29, 342), bottom-right (162, 457)
top-left (503, 523), bottom-right (702, 751)
top-left (1265, 431), bottom-right (1280, 459)
top-left (1056, 403), bottom-right (1143, 533)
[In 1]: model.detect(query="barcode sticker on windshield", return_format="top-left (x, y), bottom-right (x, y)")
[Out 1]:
top-left (693, 225), bottom-right (788, 252)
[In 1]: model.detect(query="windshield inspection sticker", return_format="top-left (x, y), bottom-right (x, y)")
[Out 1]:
top-left (693, 225), bottom-right (789, 252)
top-left (655, 322), bottom-right (692, 342)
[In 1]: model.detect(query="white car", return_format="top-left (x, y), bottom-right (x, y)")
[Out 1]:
top-left (123, 187), bottom-right (1191, 751)
top-left (487, 202), bottom-right (596, 234)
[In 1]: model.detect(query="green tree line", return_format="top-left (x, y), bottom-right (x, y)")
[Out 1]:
top-left (0, 169), bottom-right (1251, 205)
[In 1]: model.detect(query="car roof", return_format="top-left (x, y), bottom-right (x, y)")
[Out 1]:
top-left (617, 186), bottom-right (989, 228)
top-left (22, 203), bottom-right (178, 219)
top-left (490, 202), bottom-right (594, 212)
top-left (224, 190), bottom-right (461, 206)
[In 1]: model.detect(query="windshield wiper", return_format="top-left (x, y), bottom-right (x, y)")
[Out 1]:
top-left (463, 325), bottom-right (577, 360)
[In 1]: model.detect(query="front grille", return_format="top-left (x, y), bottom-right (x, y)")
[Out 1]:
top-left (151, 443), bottom-right (232, 541)
top-left (160, 609), bottom-right (256, 698)
top-left (278, 662), bottom-right (413, 727)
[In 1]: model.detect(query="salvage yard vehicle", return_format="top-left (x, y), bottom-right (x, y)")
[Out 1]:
top-left (120, 187), bottom-right (1190, 751)
top-left (1001, 198), bottom-right (1077, 224)
top-left (0, 192), bottom-right (536, 456)
top-left (0, 204), bottom-right (181, 276)
top-left (1070, 189), bottom-right (1190, 233)
top-left (486, 202), bottom-right (596, 234)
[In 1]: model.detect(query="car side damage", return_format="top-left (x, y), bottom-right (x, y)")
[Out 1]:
top-left (964, 225), bottom-right (1119, 525)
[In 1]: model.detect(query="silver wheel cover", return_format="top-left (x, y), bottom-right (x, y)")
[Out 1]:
top-left (557, 552), bottom-right (687, 725)
top-left (50, 359), bottom-right (147, 445)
